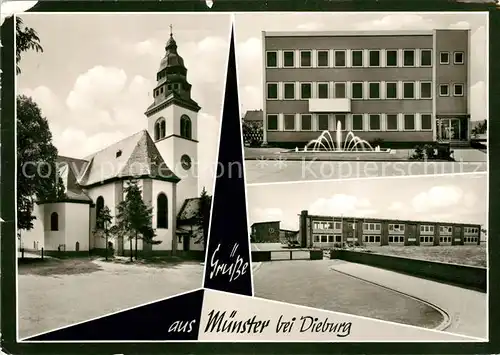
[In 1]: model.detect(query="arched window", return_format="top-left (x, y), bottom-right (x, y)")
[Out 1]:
top-left (180, 115), bottom-right (192, 139)
top-left (154, 118), bottom-right (166, 141)
top-left (96, 196), bottom-right (104, 229)
top-left (157, 193), bottom-right (168, 229)
top-left (50, 212), bottom-right (59, 231)
top-left (154, 122), bottom-right (160, 141)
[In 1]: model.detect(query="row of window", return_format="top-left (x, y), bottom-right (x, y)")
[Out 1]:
top-left (364, 235), bottom-right (381, 243)
top-left (313, 235), bottom-right (342, 243)
top-left (388, 235), bottom-right (405, 243)
top-left (420, 225), bottom-right (434, 233)
top-left (266, 81), bottom-right (465, 101)
top-left (312, 221), bottom-right (343, 230)
top-left (95, 194), bottom-right (170, 230)
top-left (153, 82), bottom-right (182, 98)
top-left (464, 227), bottom-right (479, 234)
top-left (267, 113), bottom-right (432, 132)
top-left (312, 234), bottom-right (477, 244)
top-left (153, 115), bottom-right (192, 141)
top-left (266, 49), bottom-right (465, 69)
top-left (363, 223), bottom-right (381, 231)
top-left (389, 224), bottom-right (405, 232)
top-left (311, 220), bottom-right (478, 236)
top-left (440, 226), bottom-right (453, 234)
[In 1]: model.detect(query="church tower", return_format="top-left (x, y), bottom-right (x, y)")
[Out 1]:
top-left (145, 28), bottom-right (201, 215)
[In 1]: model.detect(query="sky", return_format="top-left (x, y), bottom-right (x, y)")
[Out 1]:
top-left (234, 12), bottom-right (489, 122)
top-left (247, 173), bottom-right (487, 231)
top-left (16, 13), bottom-right (232, 194)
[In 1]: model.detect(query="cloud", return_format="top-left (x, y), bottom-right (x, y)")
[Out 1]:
top-left (252, 207), bottom-right (284, 224)
top-left (388, 201), bottom-right (404, 211)
top-left (236, 37), bottom-right (263, 112)
top-left (51, 127), bottom-right (127, 158)
top-left (470, 81), bottom-right (487, 120)
top-left (355, 14), bottom-right (436, 31)
top-left (19, 85), bottom-right (62, 120)
top-left (124, 35), bottom-right (228, 119)
top-left (66, 66), bottom-right (128, 111)
top-left (0, 1), bottom-right (38, 25)
top-left (411, 185), bottom-right (468, 213)
top-left (309, 194), bottom-right (376, 217)
top-left (297, 22), bottom-right (324, 31)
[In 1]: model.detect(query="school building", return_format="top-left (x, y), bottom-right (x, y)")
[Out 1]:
top-left (250, 221), bottom-right (299, 243)
top-left (298, 210), bottom-right (481, 248)
top-left (262, 29), bottom-right (472, 147)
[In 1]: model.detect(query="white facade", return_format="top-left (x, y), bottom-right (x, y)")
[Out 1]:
top-left (149, 104), bottom-right (199, 215)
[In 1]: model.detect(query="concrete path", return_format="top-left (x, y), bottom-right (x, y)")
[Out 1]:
top-left (244, 160), bottom-right (487, 184)
top-left (329, 260), bottom-right (487, 339)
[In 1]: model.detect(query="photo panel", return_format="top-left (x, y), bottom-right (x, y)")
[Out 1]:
top-left (247, 173), bottom-right (487, 341)
top-left (0, 1), bottom-right (497, 353)
top-left (235, 12), bottom-right (488, 184)
top-left (15, 12), bottom-right (231, 340)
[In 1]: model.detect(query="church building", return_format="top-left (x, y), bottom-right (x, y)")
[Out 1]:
top-left (21, 32), bottom-right (206, 256)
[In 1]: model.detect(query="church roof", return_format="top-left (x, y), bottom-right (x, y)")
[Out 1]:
top-left (57, 156), bottom-right (92, 202)
top-left (158, 33), bottom-right (186, 74)
top-left (78, 130), bottom-right (180, 187)
top-left (177, 197), bottom-right (200, 224)
top-left (54, 130), bottom-right (180, 201)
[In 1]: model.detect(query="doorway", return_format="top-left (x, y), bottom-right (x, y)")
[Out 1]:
top-left (436, 118), bottom-right (467, 141)
top-left (183, 235), bottom-right (190, 251)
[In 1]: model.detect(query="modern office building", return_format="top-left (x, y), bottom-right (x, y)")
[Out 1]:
top-left (250, 221), bottom-right (299, 243)
top-left (298, 210), bottom-right (481, 248)
top-left (262, 30), bottom-right (472, 147)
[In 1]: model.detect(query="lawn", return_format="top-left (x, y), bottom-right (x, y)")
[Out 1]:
top-left (18, 257), bottom-right (203, 339)
top-left (365, 245), bottom-right (487, 268)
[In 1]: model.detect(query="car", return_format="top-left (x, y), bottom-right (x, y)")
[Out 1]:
top-left (287, 240), bottom-right (301, 248)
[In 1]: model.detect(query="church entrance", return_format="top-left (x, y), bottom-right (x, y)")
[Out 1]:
top-left (183, 235), bottom-right (190, 251)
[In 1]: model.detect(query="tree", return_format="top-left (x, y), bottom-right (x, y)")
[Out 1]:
top-left (95, 205), bottom-right (113, 261)
top-left (242, 120), bottom-right (263, 147)
top-left (112, 179), bottom-right (160, 261)
top-left (17, 95), bottom-right (65, 232)
top-left (16, 17), bottom-right (43, 75)
top-left (471, 119), bottom-right (487, 137)
top-left (196, 187), bottom-right (212, 251)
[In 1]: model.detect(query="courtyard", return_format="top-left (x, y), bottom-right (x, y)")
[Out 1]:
top-left (18, 257), bottom-right (203, 339)
top-left (251, 243), bottom-right (487, 338)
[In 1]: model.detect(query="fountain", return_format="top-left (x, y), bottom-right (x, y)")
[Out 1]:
top-left (297, 120), bottom-right (389, 152)
top-left (285, 121), bottom-right (394, 160)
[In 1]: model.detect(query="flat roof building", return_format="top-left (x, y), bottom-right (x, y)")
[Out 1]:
top-left (298, 210), bottom-right (481, 248)
top-left (262, 30), bottom-right (471, 147)
top-left (250, 221), bottom-right (299, 243)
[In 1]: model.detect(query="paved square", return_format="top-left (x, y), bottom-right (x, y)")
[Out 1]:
top-left (18, 258), bottom-right (203, 339)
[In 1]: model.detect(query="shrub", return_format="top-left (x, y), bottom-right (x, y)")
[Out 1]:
top-left (410, 145), bottom-right (425, 160)
top-left (423, 143), bottom-right (437, 159)
top-left (371, 138), bottom-right (384, 148)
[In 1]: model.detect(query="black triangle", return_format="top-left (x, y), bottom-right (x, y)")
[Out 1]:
top-left (27, 289), bottom-right (204, 341)
top-left (203, 27), bottom-right (253, 296)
